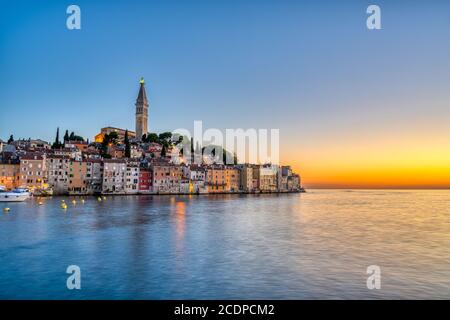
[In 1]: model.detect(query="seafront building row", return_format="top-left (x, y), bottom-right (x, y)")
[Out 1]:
top-left (0, 138), bottom-right (301, 196)
top-left (0, 79), bottom-right (301, 195)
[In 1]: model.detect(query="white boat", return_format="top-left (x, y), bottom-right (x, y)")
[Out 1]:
top-left (0, 186), bottom-right (32, 202)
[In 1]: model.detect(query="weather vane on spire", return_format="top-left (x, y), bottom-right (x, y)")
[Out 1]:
top-left (140, 77), bottom-right (145, 84)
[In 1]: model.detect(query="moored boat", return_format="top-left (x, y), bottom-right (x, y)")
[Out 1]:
top-left (0, 186), bottom-right (32, 202)
top-left (33, 185), bottom-right (54, 197)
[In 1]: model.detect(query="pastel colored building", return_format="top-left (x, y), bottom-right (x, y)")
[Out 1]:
top-left (130, 145), bottom-right (144, 159)
top-left (205, 166), bottom-right (227, 193)
top-left (12, 139), bottom-right (51, 151)
top-left (287, 174), bottom-right (301, 191)
top-left (225, 166), bottom-right (240, 192)
top-left (0, 163), bottom-right (20, 189)
top-left (205, 166), bottom-right (239, 193)
top-left (102, 159), bottom-right (127, 194)
top-left (144, 143), bottom-right (162, 159)
top-left (82, 148), bottom-right (102, 160)
top-left (85, 159), bottom-right (103, 194)
top-left (191, 180), bottom-right (206, 193)
top-left (180, 179), bottom-right (191, 193)
top-left (239, 165), bottom-right (254, 192)
top-left (187, 165), bottom-right (206, 181)
top-left (152, 162), bottom-right (182, 193)
top-left (52, 148), bottom-right (82, 161)
top-left (279, 175), bottom-right (289, 192)
top-left (279, 165), bottom-right (301, 191)
top-left (68, 160), bottom-right (88, 195)
top-left (138, 168), bottom-right (153, 193)
top-left (65, 141), bottom-right (89, 151)
top-left (255, 165), bottom-right (278, 192)
top-left (107, 145), bottom-right (125, 159)
top-left (186, 165), bottom-right (206, 193)
top-left (125, 164), bottom-right (140, 194)
top-left (19, 154), bottom-right (47, 189)
top-left (46, 155), bottom-right (70, 195)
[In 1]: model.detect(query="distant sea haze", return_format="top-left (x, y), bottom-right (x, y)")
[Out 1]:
top-left (0, 190), bottom-right (449, 299)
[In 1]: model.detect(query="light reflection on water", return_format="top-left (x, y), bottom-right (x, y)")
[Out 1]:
top-left (0, 190), bottom-right (449, 299)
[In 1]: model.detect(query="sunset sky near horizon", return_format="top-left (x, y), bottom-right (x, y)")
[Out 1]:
top-left (1, 0), bottom-right (450, 188)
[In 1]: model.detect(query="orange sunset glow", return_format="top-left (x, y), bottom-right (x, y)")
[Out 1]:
top-left (284, 129), bottom-right (450, 189)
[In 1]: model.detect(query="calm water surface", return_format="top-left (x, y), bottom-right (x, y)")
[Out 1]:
top-left (0, 190), bottom-right (449, 299)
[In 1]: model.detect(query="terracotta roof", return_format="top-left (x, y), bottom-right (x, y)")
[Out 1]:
top-left (21, 154), bottom-right (44, 160)
top-left (103, 159), bottom-right (127, 163)
top-left (47, 154), bottom-right (70, 159)
top-left (189, 164), bottom-right (206, 171)
top-left (83, 159), bottom-right (103, 163)
top-left (101, 126), bottom-right (136, 134)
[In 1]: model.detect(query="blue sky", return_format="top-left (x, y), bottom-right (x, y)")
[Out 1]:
top-left (1, 0), bottom-right (450, 187)
top-left (1, 0), bottom-right (448, 140)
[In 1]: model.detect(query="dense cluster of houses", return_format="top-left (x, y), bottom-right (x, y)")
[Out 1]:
top-left (0, 135), bottom-right (302, 196)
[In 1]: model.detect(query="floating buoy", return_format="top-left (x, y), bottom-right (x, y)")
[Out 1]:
top-left (38, 201), bottom-right (44, 205)
top-left (61, 200), bottom-right (65, 203)
top-left (61, 203), bottom-right (68, 210)
top-left (72, 200), bottom-right (77, 205)
top-left (81, 199), bottom-right (85, 204)
top-left (102, 196), bottom-right (106, 200)
top-left (3, 208), bottom-right (10, 212)
top-left (97, 197), bottom-right (102, 202)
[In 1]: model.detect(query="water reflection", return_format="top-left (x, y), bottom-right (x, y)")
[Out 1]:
top-left (174, 201), bottom-right (186, 245)
top-left (0, 191), bottom-right (449, 299)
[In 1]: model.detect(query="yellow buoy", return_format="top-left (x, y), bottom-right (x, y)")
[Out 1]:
top-left (72, 200), bottom-right (77, 205)
top-left (103, 196), bottom-right (106, 200)
top-left (97, 197), bottom-right (102, 202)
top-left (38, 201), bottom-right (44, 205)
top-left (3, 208), bottom-right (10, 212)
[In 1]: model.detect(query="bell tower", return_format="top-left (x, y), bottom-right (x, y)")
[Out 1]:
top-left (135, 77), bottom-right (149, 140)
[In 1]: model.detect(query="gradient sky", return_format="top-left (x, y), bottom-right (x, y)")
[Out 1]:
top-left (1, 0), bottom-right (450, 188)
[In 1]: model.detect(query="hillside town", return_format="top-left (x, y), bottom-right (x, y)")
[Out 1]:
top-left (0, 79), bottom-right (302, 196)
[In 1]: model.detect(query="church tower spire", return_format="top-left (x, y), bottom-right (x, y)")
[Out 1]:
top-left (135, 77), bottom-right (149, 140)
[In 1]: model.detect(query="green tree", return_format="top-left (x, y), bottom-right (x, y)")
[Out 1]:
top-left (158, 132), bottom-right (172, 141)
top-left (101, 134), bottom-right (110, 156)
top-left (52, 127), bottom-right (62, 149)
top-left (64, 130), bottom-right (69, 142)
top-left (124, 130), bottom-right (131, 158)
top-left (55, 127), bottom-right (60, 144)
top-left (109, 132), bottom-right (119, 145)
top-left (161, 144), bottom-right (166, 158)
top-left (100, 132), bottom-right (120, 156)
top-left (147, 133), bottom-right (158, 143)
top-left (71, 135), bottom-right (84, 142)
